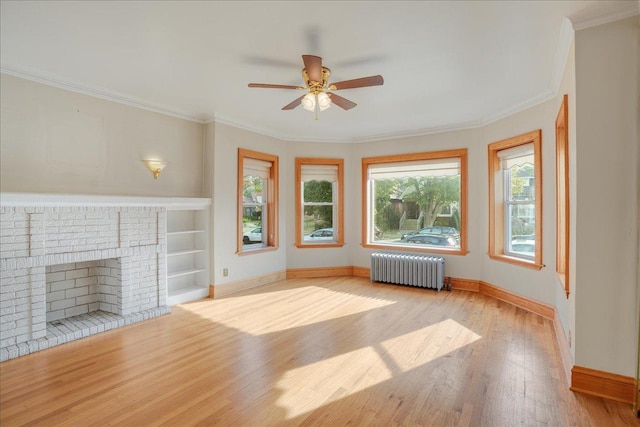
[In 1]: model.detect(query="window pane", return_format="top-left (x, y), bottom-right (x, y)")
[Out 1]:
top-left (303, 180), bottom-right (333, 203)
top-left (242, 175), bottom-right (267, 248)
top-left (507, 203), bottom-right (535, 256)
top-left (507, 165), bottom-right (535, 201)
top-left (302, 205), bottom-right (334, 241)
top-left (370, 172), bottom-right (461, 249)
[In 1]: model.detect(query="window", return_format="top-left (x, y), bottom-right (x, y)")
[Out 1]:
top-left (295, 158), bottom-right (344, 247)
top-left (237, 148), bottom-right (279, 253)
top-left (556, 95), bottom-right (570, 296)
top-left (488, 130), bottom-right (542, 269)
top-left (361, 149), bottom-right (467, 255)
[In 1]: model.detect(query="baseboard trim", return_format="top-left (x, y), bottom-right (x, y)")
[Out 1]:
top-left (479, 281), bottom-right (555, 320)
top-left (450, 277), bottom-right (480, 292)
top-left (353, 266), bottom-right (370, 278)
top-left (213, 270), bottom-right (286, 298)
top-left (553, 309), bottom-right (573, 385)
top-left (571, 366), bottom-right (635, 405)
top-left (286, 266), bottom-right (354, 279)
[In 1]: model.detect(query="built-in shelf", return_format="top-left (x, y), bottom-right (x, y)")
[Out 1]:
top-left (167, 249), bottom-right (205, 257)
top-left (168, 268), bottom-right (207, 279)
top-left (167, 230), bottom-right (206, 236)
top-left (166, 201), bottom-right (210, 306)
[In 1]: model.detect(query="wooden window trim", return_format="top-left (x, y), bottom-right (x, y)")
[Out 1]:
top-left (556, 95), bottom-right (570, 297)
top-left (237, 148), bottom-right (279, 254)
top-left (488, 130), bottom-right (543, 270)
top-left (361, 148), bottom-right (468, 255)
top-left (295, 157), bottom-right (345, 248)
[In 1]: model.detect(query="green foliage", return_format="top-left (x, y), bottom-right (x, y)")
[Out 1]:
top-left (401, 176), bottom-right (460, 227)
top-left (303, 180), bottom-right (333, 227)
top-left (303, 180), bottom-right (332, 202)
top-left (243, 176), bottom-right (263, 198)
top-left (377, 203), bottom-right (402, 231)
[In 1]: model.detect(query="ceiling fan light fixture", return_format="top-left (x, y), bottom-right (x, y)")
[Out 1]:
top-left (317, 91), bottom-right (331, 111)
top-left (301, 92), bottom-right (316, 111)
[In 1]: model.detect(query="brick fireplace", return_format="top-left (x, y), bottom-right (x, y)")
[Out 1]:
top-left (0, 195), bottom-right (173, 361)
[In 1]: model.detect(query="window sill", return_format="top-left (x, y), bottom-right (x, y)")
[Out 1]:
top-left (362, 243), bottom-right (469, 256)
top-left (237, 246), bottom-right (278, 256)
top-left (488, 253), bottom-right (543, 270)
top-left (295, 243), bottom-right (345, 249)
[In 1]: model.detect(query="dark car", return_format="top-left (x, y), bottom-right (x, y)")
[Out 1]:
top-left (404, 234), bottom-right (457, 247)
top-left (401, 226), bottom-right (459, 241)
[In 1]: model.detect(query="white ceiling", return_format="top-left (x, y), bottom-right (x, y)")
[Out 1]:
top-left (1, 1), bottom-right (638, 143)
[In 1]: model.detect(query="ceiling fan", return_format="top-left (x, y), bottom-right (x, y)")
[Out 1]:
top-left (248, 55), bottom-right (384, 117)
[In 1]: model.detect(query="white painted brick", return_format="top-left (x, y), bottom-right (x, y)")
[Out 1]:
top-left (50, 280), bottom-right (75, 292)
top-left (15, 289), bottom-right (30, 299)
top-left (47, 264), bottom-right (70, 273)
top-left (65, 305), bottom-right (88, 317)
top-left (66, 269), bottom-right (89, 280)
top-left (65, 287), bottom-right (88, 299)
top-left (47, 289), bottom-right (66, 305)
top-left (47, 310), bottom-right (65, 322)
top-left (50, 298), bottom-right (76, 311)
top-left (75, 294), bottom-right (97, 306)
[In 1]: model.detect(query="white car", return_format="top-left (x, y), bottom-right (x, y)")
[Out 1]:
top-left (305, 228), bottom-right (334, 241)
top-left (243, 227), bottom-right (262, 243)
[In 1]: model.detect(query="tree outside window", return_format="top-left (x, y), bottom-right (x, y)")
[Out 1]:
top-left (362, 149), bottom-right (467, 254)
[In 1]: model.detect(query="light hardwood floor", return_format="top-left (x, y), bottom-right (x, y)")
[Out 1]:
top-left (1, 277), bottom-right (638, 426)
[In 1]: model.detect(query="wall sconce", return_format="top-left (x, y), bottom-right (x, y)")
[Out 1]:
top-left (142, 159), bottom-right (169, 180)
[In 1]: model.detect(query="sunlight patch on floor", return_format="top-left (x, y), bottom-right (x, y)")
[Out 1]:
top-left (275, 318), bottom-right (482, 419)
top-left (183, 286), bottom-right (397, 336)
top-left (380, 318), bottom-right (482, 373)
top-left (275, 345), bottom-right (393, 419)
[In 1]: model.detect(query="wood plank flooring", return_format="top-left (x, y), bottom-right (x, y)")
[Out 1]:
top-left (1, 277), bottom-right (638, 426)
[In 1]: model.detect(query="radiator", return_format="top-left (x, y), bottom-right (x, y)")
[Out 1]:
top-left (370, 252), bottom-right (447, 291)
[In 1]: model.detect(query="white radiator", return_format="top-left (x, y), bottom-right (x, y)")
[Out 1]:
top-left (370, 252), bottom-right (448, 291)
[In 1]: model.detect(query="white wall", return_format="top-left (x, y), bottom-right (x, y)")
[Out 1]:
top-left (211, 123), bottom-right (287, 287)
top-left (0, 74), bottom-right (204, 197)
top-left (574, 16), bottom-right (639, 377)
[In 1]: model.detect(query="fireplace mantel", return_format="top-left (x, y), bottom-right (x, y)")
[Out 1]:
top-left (0, 192), bottom-right (211, 209)
top-left (0, 193), bottom-right (211, 361)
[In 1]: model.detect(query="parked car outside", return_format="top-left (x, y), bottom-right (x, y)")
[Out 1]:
top-left (404, 234), bottom-right (457, 247)
top-left (306, 228), bottom-right (334, 240)
top-left (401, 226), bottom-right (459, 241)
top-left (243, 226), bottom-right (262, 243)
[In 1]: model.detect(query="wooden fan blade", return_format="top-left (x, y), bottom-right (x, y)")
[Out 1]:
top-left (330, 75), bottom-right (384, 90)
top-left (249, 83), bottom-right (304, 90)
top-left (328, 93), bottom-right (357, 110)
top-left (302, 55), bottom-right (323, 83)
top-left (282, 95), bottom-right (305, 110)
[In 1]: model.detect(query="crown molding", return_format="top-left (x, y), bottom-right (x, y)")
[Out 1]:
top-left (0, 66), bottom-right (207, 124)
top-left (571, 7), bottom-right (639, 31)
top-left (550, 18), bottom-right (574, 97)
